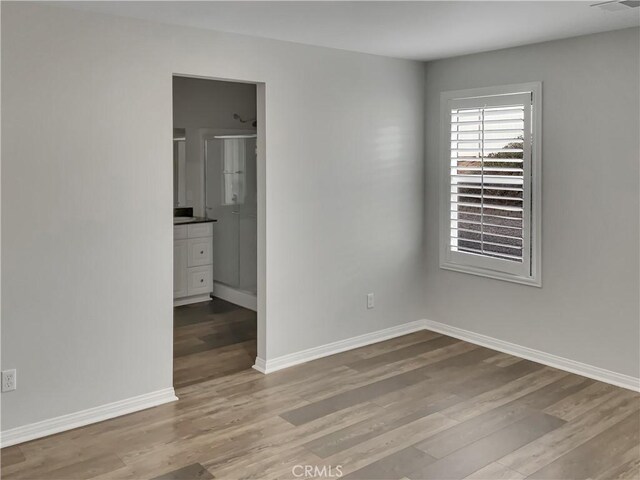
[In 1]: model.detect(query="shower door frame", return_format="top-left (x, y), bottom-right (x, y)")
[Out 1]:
top-left (202, 129), bottom-right (258, 300)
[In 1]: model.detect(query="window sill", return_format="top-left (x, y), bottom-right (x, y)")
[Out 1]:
top-left (440, 261), bottom-right (542, 287)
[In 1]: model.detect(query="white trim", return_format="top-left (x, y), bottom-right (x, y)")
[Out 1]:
top-left (0, 388), bottom-right (178, 447)
top-left (252, 320), bottom-right (426, 374)
top-left (439, 263), bottom-right (542, 287)
top-left (173, 294), bottom-right (212, 307)
top-left (213, 282), bottom-right (257, 311)
top-left (422, 320), bottom-right (640, 393)
top-left (252, 357), bottom-right (267, 374)
top-left (253, 318), bottom-right (639, 392)
top-left (5, 318), bottom-right (637, 448)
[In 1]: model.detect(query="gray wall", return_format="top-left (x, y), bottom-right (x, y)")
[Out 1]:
top-left (1, 3), bottom-right (425, 431)
top-left (424, 27), bottom-right (640, 378)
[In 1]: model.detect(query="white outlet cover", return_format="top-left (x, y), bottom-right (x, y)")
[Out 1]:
top-left (2, 369), bottom-right (17, 392)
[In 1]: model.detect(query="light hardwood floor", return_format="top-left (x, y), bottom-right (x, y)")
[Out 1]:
top-left (2, 305), bottom-right (639, 480)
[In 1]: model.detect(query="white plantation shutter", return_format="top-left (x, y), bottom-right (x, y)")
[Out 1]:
top-left (440, 84), bottom-right (541, 285)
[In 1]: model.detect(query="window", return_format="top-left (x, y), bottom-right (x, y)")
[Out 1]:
top-left (440, 83), bottom-right (541, 286)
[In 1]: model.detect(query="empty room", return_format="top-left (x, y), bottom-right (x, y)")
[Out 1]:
top-left (1, 2), bottom-right (638, 480)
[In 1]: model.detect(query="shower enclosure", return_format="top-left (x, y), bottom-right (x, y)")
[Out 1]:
top-left (205, 134), bottom-right (257, 295)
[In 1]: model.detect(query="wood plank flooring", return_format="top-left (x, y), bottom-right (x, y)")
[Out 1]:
top-left (173, 299), bottom-right (257, 388)
top-left (2, 315), bottom-right (639, 480)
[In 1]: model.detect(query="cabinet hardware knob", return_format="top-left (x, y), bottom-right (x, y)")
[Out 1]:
top-left (200, 279), bottom-right (204, 283)
top-left (200, 251), bottom-right (204, 254)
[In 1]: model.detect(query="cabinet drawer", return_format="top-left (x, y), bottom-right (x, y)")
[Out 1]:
top-left (188, 223), bottom-right (213, 238)
top-left (187, 266), bottom-right (212, 296)
top-left (187, 237), bottom-right (212, 267)
top-left (174, 225), bottom-right (188, 240)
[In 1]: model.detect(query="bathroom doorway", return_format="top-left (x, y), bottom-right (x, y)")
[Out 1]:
top-left (171, 75), bottom-right (264, 388)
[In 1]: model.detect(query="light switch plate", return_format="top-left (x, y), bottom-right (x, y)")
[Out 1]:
top-left (367, 293), bottom-right (375, 309)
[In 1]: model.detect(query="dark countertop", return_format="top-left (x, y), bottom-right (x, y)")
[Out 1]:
top-left (173, 217), bottom-right (217, 225)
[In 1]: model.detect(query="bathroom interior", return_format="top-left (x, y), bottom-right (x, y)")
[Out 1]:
top-left (172, 76), bottom-right (258, 387)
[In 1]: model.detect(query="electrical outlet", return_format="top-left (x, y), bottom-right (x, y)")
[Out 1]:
top-left (2, 369), bottom-right (16, 392)
top-left (367, 293), bottom-right (375, 309)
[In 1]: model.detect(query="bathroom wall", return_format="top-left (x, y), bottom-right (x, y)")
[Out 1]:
top-left (1, 2), bottom-right (425, 433)
top-left (173, 76), bottom-right (257, 215)
top-left (424, 27), bottom-right (640, 379)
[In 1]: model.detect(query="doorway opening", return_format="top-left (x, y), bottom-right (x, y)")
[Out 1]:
top-left (172, 75), bottom-right (263, 388)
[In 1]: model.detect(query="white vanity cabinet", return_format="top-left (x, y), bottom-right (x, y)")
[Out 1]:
top-left (174, 222), bottom-right (214, 304)
top-left (173, 239), bottom-right (188, 298)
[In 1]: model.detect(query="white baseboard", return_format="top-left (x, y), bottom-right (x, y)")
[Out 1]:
top-left (252, 320), bottom-right (426, 374)
top-left (6, 319), bottom-right (636, 447)
top-left (422, 320), bottom-right (640, 393)
top-left (0, 388), bottom-right (178, 447)
top-left (253, 357), bottom-right (267, 374)
top-left (213, 282), bottom-right (257, 311)
top-left (252, 318), bottom-right (639, 392)
top-left (174, 294), bottom-right (212, 307)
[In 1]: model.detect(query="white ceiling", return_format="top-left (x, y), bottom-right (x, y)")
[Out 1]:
top-left (59, 1), bottom-right (640, 60)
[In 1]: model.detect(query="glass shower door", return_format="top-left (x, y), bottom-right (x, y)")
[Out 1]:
top-left (237, 137), bottom-right (257, 293)
top-left (205, 135), bottom-right (257, 293)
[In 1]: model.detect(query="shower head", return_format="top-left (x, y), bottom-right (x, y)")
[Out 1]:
top-left (233, 113), bottom-right (257, 127)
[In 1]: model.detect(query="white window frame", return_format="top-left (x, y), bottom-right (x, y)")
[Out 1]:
top-left (439, 82), bottom-right (542, 287)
